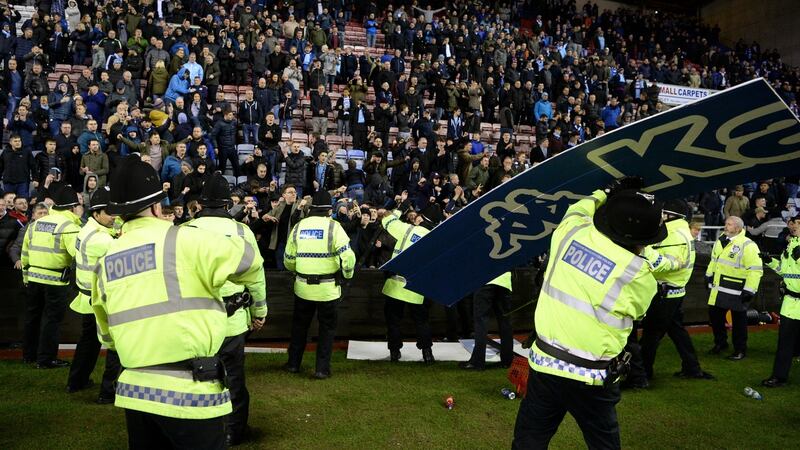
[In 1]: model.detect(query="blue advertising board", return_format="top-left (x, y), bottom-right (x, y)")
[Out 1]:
top-left (382, 78), bottom-right (800, 306)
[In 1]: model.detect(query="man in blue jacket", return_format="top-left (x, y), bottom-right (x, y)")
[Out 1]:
top-left (164, 68), bottom-right (193, 105)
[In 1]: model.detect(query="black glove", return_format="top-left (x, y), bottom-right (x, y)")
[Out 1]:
top-left (740, 291), bottom-right (754, 305)
top-left (793, 246), bottom-right (800, 261)
top-left (605, 176), bottom-right (645, 197)
top-left (758, 252), bottom-right (773, 264)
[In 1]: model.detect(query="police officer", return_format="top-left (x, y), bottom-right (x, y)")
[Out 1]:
top-left (637, 199), bottom-right (713, 381)
top-left (22, 182), bottom-right (82, 368)
top-left (513, 178), bottom-right (681, 449)
top-left (706, 215), bottom-right (763, 360)
top-left (284, 189), bottom-right (355, 379)
top-left (184, 173), bottom-right (268, 445)
top-left (66, 186), bottom-right (123, 403)
top-left (381, 197), bottom-right (441, 364)
top-left (91, 156), bottom-right (266, 449)
top-left (460, 271), bottom-right (514, 370)
top-left (761, 215), bottom-right (800, 387)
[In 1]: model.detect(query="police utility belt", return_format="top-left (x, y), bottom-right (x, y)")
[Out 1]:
top-left (780, 283), bottom-right (800, 300)
top-left (223, 291), bottom-right (253, 317)
top-left (138, 357), bottom-right (227, 385)
top-left (536, 337), bottom-right (631, 388)
top-left (296, 272), bottom-right (343, 285)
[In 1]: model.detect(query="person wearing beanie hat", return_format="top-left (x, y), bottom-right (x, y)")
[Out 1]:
top-left (283, 185), bottom-right (355, 379)
top-left (66, 185), bottom-right (124, 403)
top-left (21, 181), bottom-right (83, 369)
top-left (90, 156), bottom-right (266, 447)
top-left (513, 177), bottom-right (684, 449)
top-left (625, 197), bottom-right (714, 388)
top-left (380, 191), bottom-right (436, 363)
top-left (183, 172), bottom-right (267, 445)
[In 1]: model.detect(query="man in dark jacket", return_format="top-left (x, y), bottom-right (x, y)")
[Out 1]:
top-left (211, 110), bottom-right (239, 177)
top-left (34, 138), bottom-right (66, 186)
top-left (281, 141), bottom-right (308, 198)
top-left (0, 135), bottom-right (36, 198)
top-left (238, 89), bottom-right (264, 145)
top-left (350, 99), bottom-right (372, 151)
top-left (0, 196), bottom-right (22, 268)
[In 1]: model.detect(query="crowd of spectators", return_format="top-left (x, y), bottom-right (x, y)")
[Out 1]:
top-left (1, 0), bottom-right (799, 273)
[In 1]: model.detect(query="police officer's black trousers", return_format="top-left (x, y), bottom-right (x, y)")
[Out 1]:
top-left (445, 296), bottom-right (473, 341)
top-left (384, 296), bottom-right (433, 352)
top-left (124, 409), bottom-right (226, 450)
top-left (770, 315), bottom-right (800, 381)
top-left (24, 282), bottom-right (69, 364)
top-left (513, 369), bottom-right (621, 450)
top-left (709, 305), bottom-right (748, 353)
top-left (639, 295), bottom-right (702, 378)
top-left (287, 295), bottom-right (339, 374)
top-left (67, 313), bottom-right (121, 398)
top-left (218, 332), bottom-right (249, 440)
top-left (469, 285), bottom-right (514, 368)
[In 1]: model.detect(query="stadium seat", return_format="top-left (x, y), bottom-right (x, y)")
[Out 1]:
top-left (223, 175), bottom-right (236, 187)
top-left (237, 144), bottom-right (255, 155)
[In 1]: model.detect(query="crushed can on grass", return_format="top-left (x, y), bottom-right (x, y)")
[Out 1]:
top-left (743, 387), bottom-right (763, 400)
top-left (444, 396), bottom-right (454, 410)
top-left (501, 388), bottom-right (517, 400)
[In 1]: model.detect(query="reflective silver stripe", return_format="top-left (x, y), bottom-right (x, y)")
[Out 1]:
top-left (536, 335), bottom-right (610, 362)
top-left (737, 240), bottom-right (754, 267)
top-left (24, 271), bottom-right (62, 282)
top-left (714, 258), bottom-right (740, 269)
top-left (94, 264), bottom-right (107, 303)
top-left (26, 245), bottom-right (64, 254)
top-left (327, 220), bottom-right (336, 255)
top-left (396, 224), bottom-right (415, 254)
top-left (116, 382), bottom-right (230, 407)
top-left (743, 287), bottom-right (757, 294)
top-left (127, 367), bottom-right (195, 380)
top-left (235, 241), bottom-right (256, 275)
top-left (108, 299), bottom-right (225, 326)
top-left (598, 257), bottom-right (642, 318)
top-left (235, 223), bottom-right (245, 237)
top-left (542, 283), bottom-right (632, 330)
top-left (253, 300), bottom-right (267, 308)
top-left (545, 223), bottom-right (591, 287)
top-left (713, 285), bottom-right (742, 296)
top-left (52, 221), bottom-right (73, 250)
top-left (106, 227), bottom-right (225, 326)
top-left (677, 228), bottom-right (694, 269)
top-left (164, 226), bottom-right (181, 300)
top-left (96, 325), bottom-right (111, 343)
top-left (746, 265), bottom-right (762, 271)
top-left (76, 229), bottom-right (99, 272)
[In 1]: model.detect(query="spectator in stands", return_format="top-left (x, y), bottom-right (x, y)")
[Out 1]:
top-left (0, 196), bottom-right (21, 268)
top-left (724, 185), bottom-right (750, 218)
top-left (79, 139), bottom-right (109, 187)
top-left (0, 135), bottom-right (35, 198)
top-left (310, 84), bottom-right (332, 136)
top-left (282, 141), bottom-right (308, 198)
top-left (211, 110), bottom-right (240, 177)
top-left (239, 89), bottom-right (263, 145)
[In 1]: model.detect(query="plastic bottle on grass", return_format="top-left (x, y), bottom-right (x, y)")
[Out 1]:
top-left (743, 387), bottom-right (762, 400)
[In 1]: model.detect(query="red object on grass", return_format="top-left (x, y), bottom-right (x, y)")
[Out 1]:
top-left (507, 356), bottom-right (530, 397)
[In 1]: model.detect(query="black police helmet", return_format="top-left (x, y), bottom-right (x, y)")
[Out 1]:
top-left (50, 182), bottom-right (80, 210)
top-left (107, 155), bottom-right (167, 215)
top-left (89, 186), bottom-right (112, 212)
top-left (662, 198), bottom-right (690, 221)
top-left (594, 190), bottom-right (667, 247)
top-left (199, 172), bottom-right (231, 208)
